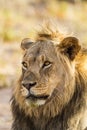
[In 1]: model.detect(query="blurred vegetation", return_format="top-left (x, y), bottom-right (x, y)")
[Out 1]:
top-left (0, 0), bottom-right (87, 88)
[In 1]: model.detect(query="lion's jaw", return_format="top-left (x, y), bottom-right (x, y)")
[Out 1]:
top-left (21, 85), bottom-right (50, 106)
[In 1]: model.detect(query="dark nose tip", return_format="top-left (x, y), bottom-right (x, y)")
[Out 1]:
top-left (22, 82), bottom-right (37, 90)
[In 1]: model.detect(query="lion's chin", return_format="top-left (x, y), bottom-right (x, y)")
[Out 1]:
top-left (25, 98), bottom-right (46, 107)
top-left (25, 94), bottom-right (49, 107)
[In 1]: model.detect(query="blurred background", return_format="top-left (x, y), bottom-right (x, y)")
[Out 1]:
top-left (0, 0), bottom-right (87, 130)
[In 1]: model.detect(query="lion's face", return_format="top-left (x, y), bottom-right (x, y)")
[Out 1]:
top-left (20, 37), bottom-right (81, 107)
top-left (21, 41), bottom-right (62, 106)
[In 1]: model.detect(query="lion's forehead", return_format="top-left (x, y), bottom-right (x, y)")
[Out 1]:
top-left (24, 41), bottom-right (57, 60)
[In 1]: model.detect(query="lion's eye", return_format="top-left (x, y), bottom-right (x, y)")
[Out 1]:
top-left (42, 61), bottom-right (52, 68)
top-left (22, 62), bottom-right (28, 70)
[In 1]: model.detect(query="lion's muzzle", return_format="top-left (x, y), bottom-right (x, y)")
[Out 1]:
top-left (21, 81), bottom-right (50, 101)
top-left (22, 81), bottom-right (37, 90)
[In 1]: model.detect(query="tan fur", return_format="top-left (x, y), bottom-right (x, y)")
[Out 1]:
top-left (12, 23), bottom-right (87, 130)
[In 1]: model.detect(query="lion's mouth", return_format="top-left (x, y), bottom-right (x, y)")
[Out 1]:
top-left (26, 94), bottom-right (49, 100)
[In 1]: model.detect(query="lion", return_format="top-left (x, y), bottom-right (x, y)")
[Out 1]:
top-left (11, 23), bottom-right (87, 130)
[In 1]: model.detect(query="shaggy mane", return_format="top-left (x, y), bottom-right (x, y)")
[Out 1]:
top-left (36, 22), bottom-right (66, 43)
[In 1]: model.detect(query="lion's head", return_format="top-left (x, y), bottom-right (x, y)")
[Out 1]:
top-left (14, 25), bottom-right (81, 118)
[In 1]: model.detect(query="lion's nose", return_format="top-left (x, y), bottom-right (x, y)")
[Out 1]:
top-left (22, 82), bottom-right (37, 90)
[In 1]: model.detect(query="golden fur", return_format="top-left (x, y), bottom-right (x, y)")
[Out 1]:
top-left (11, 22), bottom-right (87, 130)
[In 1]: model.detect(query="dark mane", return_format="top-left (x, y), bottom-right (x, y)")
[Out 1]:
top-left (11, 70), bottom-right (87, 130)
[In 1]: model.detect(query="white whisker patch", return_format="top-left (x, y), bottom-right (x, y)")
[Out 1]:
top-left (36, 99), bottom-right (46, 106)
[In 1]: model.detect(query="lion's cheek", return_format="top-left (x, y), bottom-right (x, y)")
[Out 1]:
top-left (46, 75), bottom-right (61, 96)
top-left (30, 87), bottom-right (48, 96)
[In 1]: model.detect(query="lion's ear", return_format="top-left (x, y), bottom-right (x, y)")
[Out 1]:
top-left (21, 38), bottom-right (34, 50)
top-left (58, 37), bottom-right (81, 60)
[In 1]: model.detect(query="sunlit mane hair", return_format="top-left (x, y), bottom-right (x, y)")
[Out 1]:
top-left (35, 21), bottom-right (67, 43)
